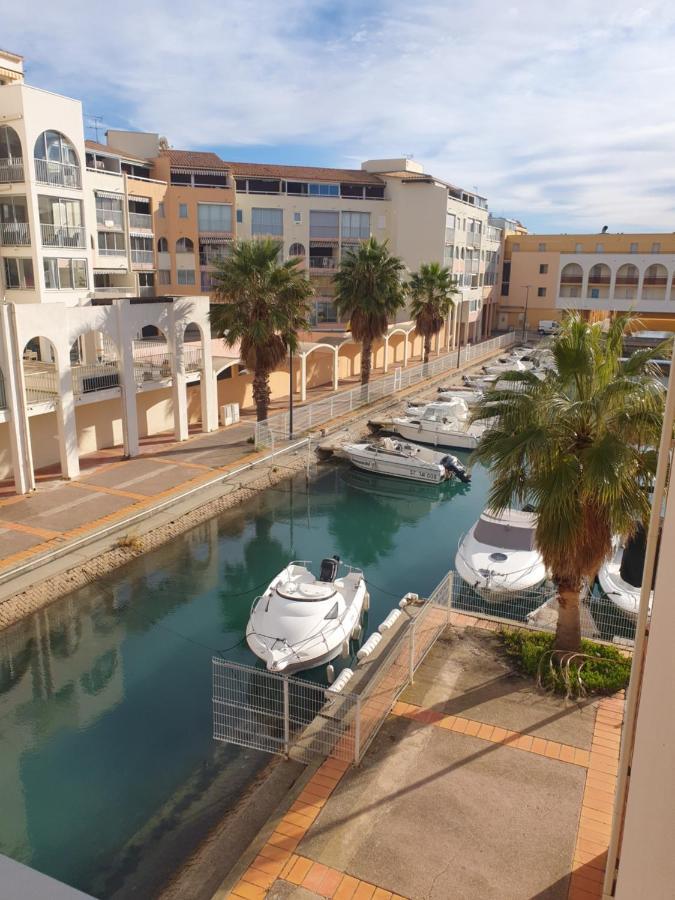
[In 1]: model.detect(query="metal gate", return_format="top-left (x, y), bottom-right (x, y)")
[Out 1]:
top-left (213, 659), bottom-right (362, 764)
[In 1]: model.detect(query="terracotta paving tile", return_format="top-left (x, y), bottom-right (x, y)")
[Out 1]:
top-left (281, 812), bottom-right (313, 831)
top-left (269, 831), bottom-right (301, 851)
top-left (568, 888), bottom-right (602, 900)
top-left (332, 874), bottom-right (360, 900)
top-left (291, 801), bottom-right (322, 820)
top-left (515, 734), bottom-right (534, 751)
top-left (286, 856), bottom-right (314, 885)
top-left (317, 866), bottom-right (344, 897)
top-left (579, 823), bottom-right (611, 844)
top-left (571, 862), bottom-right (604, 885)
top-left (588, 756), bottom-right (618, 776)
top-left (490, 726), bottom-right (508, 743)
top-left (303, 781), bottom-right (333, 799)
top-left (250, 854), bottom-right (286, 878)
top-left (573, 849), bottom-right (607, 869)
top-left (463, 719), bottom-right (481, 737)
top-left (573, 748), bottom-right (591, 767)
top-left (302, 861), bottom-right (332, 893)
top-left (582, 807), bottom-right (613, 827)
top-left (276, 820), bottom-right (307, 839)
top-left (312, 773), bottom-right (340, 789)
top-left (451, 717), bottom-right (469, 734)
top-left (590, 739), bottom-right (619, 756)
top-left (438, 715), bottom-right (457, 730)
top-left (477, 723), bottom-right (495, 741)
top-left (258, 843), bottom-right (291, 862)
top-left (353, 882), bottom-right (377, 899)
top-left (531, 737), bottom-right (548, 755)
top-left (578, 837), bottom-right (610, 857)
top-left (559, 744), bottom-right (576, 764)
top-left (298, 790), bottom-right (327, 808)
top-left (586, 773), bottom-right (616, 792)
top-left (279, 855), bottom-right (299, 879)
top-left (230, 880), bottom-right (266, 899)
top-left (544, 740), bottom-right (562, 759)
top-left (372, 889), bottom-right (393, 900)
top-left (500, 729), bottom-right (519, 745)
top-left (241, 867), bottom-right (276, 889)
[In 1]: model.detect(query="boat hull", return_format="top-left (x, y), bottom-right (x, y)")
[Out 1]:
top-left (394, 421), bottom-right (479, 450)
top-left (346, 447), bottom-right (444, 484)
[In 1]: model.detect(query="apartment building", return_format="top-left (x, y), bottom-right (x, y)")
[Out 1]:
top-left (499, 232), bottom-right (675, 332)
top-left (229, 161), bottom-right (388, 326)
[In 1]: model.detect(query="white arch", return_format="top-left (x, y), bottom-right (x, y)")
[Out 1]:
top-left (297, 342), bottom-right (340, 399)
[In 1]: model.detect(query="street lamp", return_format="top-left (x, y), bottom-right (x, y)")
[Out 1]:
top-left (289, 345), bottom-right (294, 439)
top-left (522, 284), bottom-right (532, 342)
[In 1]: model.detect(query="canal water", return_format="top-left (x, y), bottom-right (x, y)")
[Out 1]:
top-left (0, 457), bottom-right (494, 897)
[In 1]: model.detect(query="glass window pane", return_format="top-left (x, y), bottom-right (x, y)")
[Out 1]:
top-left (251, 208), bottom-right (283, 235)
top-left (21, 259), bottom-right (35, 288)
top-left (43, 258), bottom-right (58, 288)
top-left (73, 260), bottom-right (88, 288)
top-left (197, 203), bottom-right (232, 232)
top-left (4, 258), bottom-right (19, 288)
top-left (58, 258), bottom-right (73, 289)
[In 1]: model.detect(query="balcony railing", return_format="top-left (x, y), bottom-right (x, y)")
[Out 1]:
top-left (309, 226), bottom-right (339, 239)
top-left (129, 212), bottom-right (153, 229)
top-left (445, 227), bottom-right (455, 244)
top-left (467, 232), bottom-right (482, 248)
top-left (23, 363), bottom-right (58, 404)
top-left (341, 230), bottom-right (370, 240)
top-left (71, 362), bottom-right (121, 395)
top-left (0, 158), bottom-right (24, 183)
top-left (131, 249), bottom-right (154, 266)
top-left (34, 158), bottom-right (81, 189)
top-left (97, 247), bottom-right (127, 257)
top-left (0, 222), bottom-right (30, 245)
top-left (41, 223), bottom-right (86, 248)
top-left (96, 208), bottom-right (124, 228)
top-left (133, 340), bottom-right (172, 384)
top-left (309, 257), bottom-right (337, 270)
top-left (184, 346), bottom-right (203, 373)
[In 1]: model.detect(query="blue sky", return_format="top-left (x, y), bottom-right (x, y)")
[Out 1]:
top-left (5, 0), bottom-right (675, 232)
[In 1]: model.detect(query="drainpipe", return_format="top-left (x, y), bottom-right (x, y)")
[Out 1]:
top-left (603, 339), bottom-right (675, 896)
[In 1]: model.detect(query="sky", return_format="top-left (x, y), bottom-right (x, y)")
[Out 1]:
top-left (5, 0), bottom-right (675, 233)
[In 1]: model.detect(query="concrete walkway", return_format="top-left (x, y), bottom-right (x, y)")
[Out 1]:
top-left (224, 624), bottom-right (624, 900)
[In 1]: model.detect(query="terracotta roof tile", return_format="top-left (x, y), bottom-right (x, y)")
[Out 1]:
top-left (85, 139), bottom-right (151, 163)
top-left (225, 161), bottom-right (384, 185)
top-left (164, 149), bottom-right (230, 170)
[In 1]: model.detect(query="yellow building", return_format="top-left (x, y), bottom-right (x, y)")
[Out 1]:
top-left (498, 232), bottom-right (675, 332)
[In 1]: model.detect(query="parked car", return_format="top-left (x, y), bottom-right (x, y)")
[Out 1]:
top-left (538, 320), bottom-right (560, 335)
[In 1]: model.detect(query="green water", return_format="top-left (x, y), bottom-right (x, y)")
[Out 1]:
top-left (0, 458), bottom-right (492, 898)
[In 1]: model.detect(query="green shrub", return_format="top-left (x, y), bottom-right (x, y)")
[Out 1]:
top-left (501, 628), bottom-right (631, 697)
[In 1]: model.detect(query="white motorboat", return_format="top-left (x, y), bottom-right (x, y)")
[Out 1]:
top-left (456, 508), bottom-right (547, 601)
top-left (436, 387), bottom-right (483, 405)
top-left (344, 437), bottom-right (471, 484)
top-left (483, 357), bottom-right (534, 376)
top-left (392, 399), bottom-right (485, 450)
top-left (598, 532), bottom-right (653, 621)
top-left (246, 557), bottom-right (368, 676)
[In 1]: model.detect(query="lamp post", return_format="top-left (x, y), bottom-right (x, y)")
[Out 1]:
top-left (288, 346), bottom-right (294, 439)
top-left (522, 284), bottom-right (532, 342)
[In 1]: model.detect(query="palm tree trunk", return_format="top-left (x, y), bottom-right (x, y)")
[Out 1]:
top-left (361, 338), bottom-right (372, 385)
top-left (423, 335), bottom-right (432, 364)
top-left (554, 584), bottom-right (582, 652)
top-left (252, 368), bottom-right (271, 422)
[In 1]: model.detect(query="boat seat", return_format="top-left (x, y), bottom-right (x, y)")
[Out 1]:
top-left (319, 556), bottom-right (339, 582)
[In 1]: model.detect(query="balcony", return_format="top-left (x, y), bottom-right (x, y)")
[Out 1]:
top-left (467, 232), bottom-right (482, 248)
top-left (445, 227), bottom-right (455, 244)
top-left (96, 208), bottom-right (124, 229)
top-left (0, 222), bottom-right (30, 245)
top-left (129, 212), bottom-right (153, 229)
top-left (309, 226), bottom-right (340, 240)
top-left (97, 247), bottom-right (127, 257)
top-left (0, 158), bottom-right (24, 183)
top-left (341, 230), bottom-right (370, 241)
top-left (131, 249), bottom-right (154, 267)
top-left (34, 158), bottom-right (81, 189)
top-left (71, 362), bottom-right (121, 395)
top-left (309, 256), bottom-right (338, 271)
top-left (41, 223), bottom-right (85, 249)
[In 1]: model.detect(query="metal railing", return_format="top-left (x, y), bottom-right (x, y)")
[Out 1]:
top-left (129, 212), bottom-right (153, 229)
top-left (23, 363), bottom-right (58, 404)
top-left (0, 222), bottom-right (30, 245)
top-left (133, 341), bottom-right (172, 383)
top-left (0, 158), bottom-right (24, 182)
top-left (0, 369), bottom-right (6, 410)
top-left (34, 158), bottom-right (81, 189)
top-left (255, 331), bottom-right (518, 447)
top-left (467, 232), bottom-right (482, 248)
top-left (183, 345), bottom-right (203, 373)
top-left (97, 247), bottom-right (127, 257)
top-left (96, 208), bottom-right (124, 228)
top-left (131, 249), bottom-right (154, 265)
top-left (309, 256), bottom-right (337, 270)
top-left (71, 362), bottom-right (121, 395)
top-left (41, 223), bottom-right (85, 248)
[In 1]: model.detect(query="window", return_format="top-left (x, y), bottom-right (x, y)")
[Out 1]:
top-left (157, 237), bottom-right (169, 252)
top-left (293, 212), bottom-right (302, 224)
top-left (287, 182), bottom-right (308, 195)
top-left (341, 211), bottom-right (370, 239)
top-left (538, 242), bottom-right (546, 251)
top-left (575, 243), bottom-right (583, 252)
top-left (652, 242), bottom-right (661, 253)
top-left (43, 257), bottom-right (88, 289)
top-left (289, 242), bottom-right (305, 257)
top-left (3, 257), bottom-right (34, 289)
top-left (198, 202), bottom-right (232, 232)
top-left (176, 237), bottom-right (194, 253)
top-left (308, 183), bottom-right (339, 196)
top-left (251, 207), bottom-right (283, 236)
top-left (179, 203), bottom-right (188, 218)
top-left (539, 263), bottom-right (548, 274)
top-left (365, 184), bottom-right (385, 200)
top-left (538, 287), bottom-right (547, 297)
top-left (596, 243), bottom-right (604, 252)
top-left (512, 242), bottom-right (520, 252)
top-left (97, 232), bottom-right (126, 254)
top-left (158, 202), bottom-right (165, 218)
top-left (236, 209), bottom-right (243, 223)
top-left (309, 210), bottom-right (339, 238)
top-left (630, 242), bottom-right (638, 253)
top-left (159, 269), bottom-right (171, 285)
top-left (455, 247), bottom-right (459, 259)
top-left (177, 269), bottom-right (196, 285)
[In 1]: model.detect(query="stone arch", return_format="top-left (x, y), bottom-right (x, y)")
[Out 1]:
top-left (615, 263), bottom-right (639, 300)
top-left (643, 263), bottom-right (668, 301)
top-left (176, 237), bottom-right (194, 253)
top-left (587, 263), bottom-right (611, 300)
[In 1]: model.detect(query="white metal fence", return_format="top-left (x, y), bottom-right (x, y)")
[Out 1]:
top-left (255, 331), bottom-right (518, 448)
top-left (71, 362), bottom-right (121, 395)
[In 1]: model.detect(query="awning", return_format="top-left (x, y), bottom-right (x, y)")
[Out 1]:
top-left (94, 268), bottom-right (130, 274)
top-left (95, 190), bottom-right (124, 201)
top-left (171, 167), bottom-right (228, 176)
top-left (199, 232), bottom-right (233, 240)
top-left (129, 231), bottom-right (153, 238)
top-left (128, 195), bottom-right (151, 203)
top-left (200, 236), bottom-right (233, 245)
top-left (309, 238), bottom-right (339, 246)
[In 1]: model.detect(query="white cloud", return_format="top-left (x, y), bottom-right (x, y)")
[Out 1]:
top-left (5, 0), bottom-right (675, 230)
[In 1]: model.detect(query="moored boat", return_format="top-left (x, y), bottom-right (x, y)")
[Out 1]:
top-left (598, 529), bottom-right (654, 621)
top-left (246, 557), bottom-right (367, 676)
top-left (344, 437), bottom-right (471, 484)
top-left (392, 399), bottom-right (485, 450)
top-left (455, 508), bottom-right (547, 601)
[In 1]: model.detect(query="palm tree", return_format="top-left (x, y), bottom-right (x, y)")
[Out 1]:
top-left (210, 239), bottom-right (314, 422)
top-left (333, 238), bottom-right (406, 385)
top-left (472, 313), bottom-right (669, 652)
top-left (409, 262), bottom-right (458, 364)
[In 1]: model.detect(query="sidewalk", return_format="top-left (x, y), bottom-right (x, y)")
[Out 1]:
top-left (224, 622), bottom-right (623, 900)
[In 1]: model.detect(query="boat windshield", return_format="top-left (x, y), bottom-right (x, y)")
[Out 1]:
top-left (474, 519), bottom-right (536, 551)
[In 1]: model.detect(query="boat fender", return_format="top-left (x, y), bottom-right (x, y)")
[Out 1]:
top-left (341, 640), bottom-right (350, 658)
top-left (351, 623), bottom-right (362, 641)
top-left (403, 592), bottom-right (419, 604)
top-left (399, 597), bottom-right (409, 609)
top-left (356, 632), bottom-right (382, 660)
top-left (326, 663), bottom-right (336, 684)
top-left (378, 609), bottom-right (402, 633)
top-left (326, 667), bottom-right (354, 694)
top-left (363, 590), bottom-right (370, 612)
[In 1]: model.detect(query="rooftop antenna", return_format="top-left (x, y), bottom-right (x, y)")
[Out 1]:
top-left (87, 114), bottom-right (104, 142)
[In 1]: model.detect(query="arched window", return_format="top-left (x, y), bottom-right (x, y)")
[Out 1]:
top-left (615, 264), bottom-right (639, 300)
top-left (157, 237), bottom-right (168, 252)
top-left (34, 130), bottom-right (80, 187)
top-left (289, 242), bottom-right (305, 257)
top-left (587, 263), bottom-right (611, 300)
top-left (176, 237), bottom-right (194, 253)
top-left (0, 125), bottom-right (22, 182)
top-left (643, 263), bottom-right (668, 301)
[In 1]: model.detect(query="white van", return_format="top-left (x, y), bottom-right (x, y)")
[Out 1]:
top-left (538, 320), bottom-right (560, 335)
